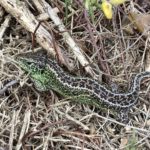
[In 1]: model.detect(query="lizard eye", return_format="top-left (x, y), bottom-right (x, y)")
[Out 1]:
top-left (27, 62), bottom-right (35, 68)
top-left (26, 62), bottom-right (33, 65)
top-left (25, 61), bottom-right (36, 69)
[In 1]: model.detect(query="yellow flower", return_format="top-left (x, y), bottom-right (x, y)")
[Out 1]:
top-left (110, 0), bottom-right (126, 6)
top-left (101, 0), bottom-right (113, 19)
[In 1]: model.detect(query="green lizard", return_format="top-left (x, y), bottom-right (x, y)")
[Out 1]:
top-left (15, 50), bottom-right (150, 123)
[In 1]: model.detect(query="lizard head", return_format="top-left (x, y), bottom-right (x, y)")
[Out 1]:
top-left (15, 50), bottom-right (47, 73)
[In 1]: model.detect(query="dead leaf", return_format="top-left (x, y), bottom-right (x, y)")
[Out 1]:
top-left (119, 137), bottom-right (128, 149)
top-left (129, 12), bottom-right (150, 37)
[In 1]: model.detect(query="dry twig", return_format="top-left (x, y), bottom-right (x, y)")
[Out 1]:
top-left (0, 15), bottom-right (11, 41)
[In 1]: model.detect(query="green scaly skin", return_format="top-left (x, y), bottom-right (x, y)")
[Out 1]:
top-left (16, 51), bottom-right (102, 108)
top-left (15, 50), bottom-right (150, 123)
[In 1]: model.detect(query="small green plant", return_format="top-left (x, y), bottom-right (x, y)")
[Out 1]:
top-left (64, 0), bottom-right (72, 24)
top-left (126, 131), bottom-right (137, 150)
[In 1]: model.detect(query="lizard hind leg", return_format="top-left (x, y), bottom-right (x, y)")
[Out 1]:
top-left (117, 108), bottom-right (129, 124)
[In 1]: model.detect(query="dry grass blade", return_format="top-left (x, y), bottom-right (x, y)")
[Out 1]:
top-left (0, 15), bottom-right (11, 40)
